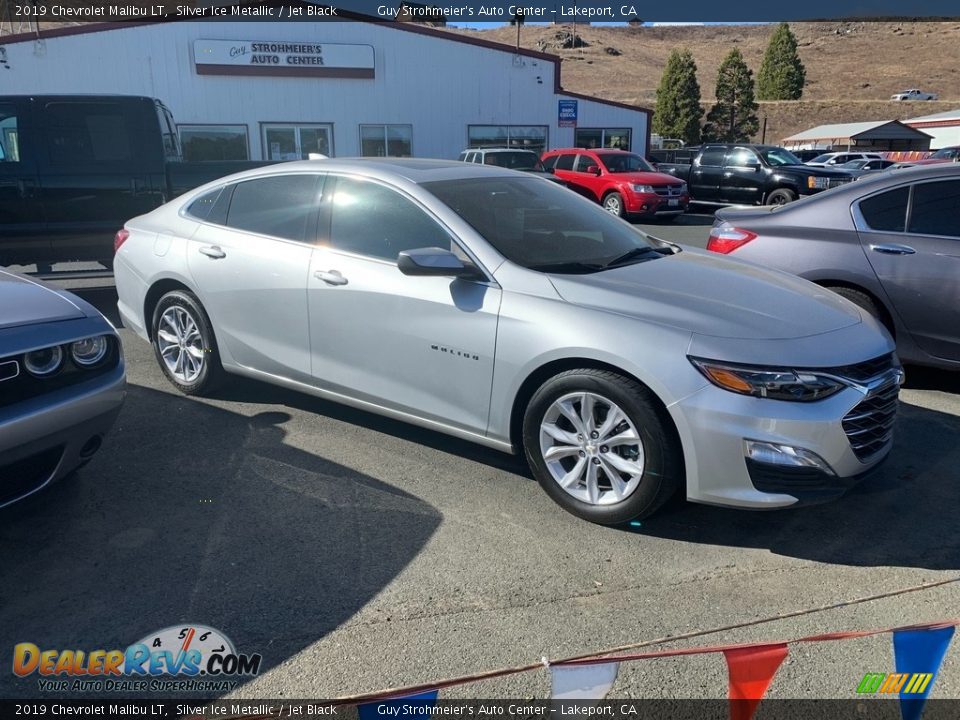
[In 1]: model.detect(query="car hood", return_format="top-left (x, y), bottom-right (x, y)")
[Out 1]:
top-left (547, 249), bottom-right (862, 340)
top-left (0, 269), bottom-right (87, 330)
top-left (789, 165), bottom-right (855, 177)
top-left (606, 171), bottom-right (684, 186)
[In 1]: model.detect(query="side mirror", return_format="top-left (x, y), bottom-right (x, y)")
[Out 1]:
top-left (546, 167), bottom-right (556, 174)
top-left (584, 165), bottom-right (601, 175)
top-left (397, 247), bottom-right (484, 280)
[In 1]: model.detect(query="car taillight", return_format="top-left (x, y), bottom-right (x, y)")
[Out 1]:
top-left (114, 228), bottom-right (130, 253)
top-left (706, 227), bottom-right (757, 254)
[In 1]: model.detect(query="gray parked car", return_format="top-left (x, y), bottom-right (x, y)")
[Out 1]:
top-left (708, 164), bottom-right (960, 370)
top-left (0, 270), bottom-right (125, 508)
top-left (115, 159), bottom-right (900, 524)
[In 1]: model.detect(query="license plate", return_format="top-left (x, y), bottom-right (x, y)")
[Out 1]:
top-left (668, 199), bottom-right (679, 207)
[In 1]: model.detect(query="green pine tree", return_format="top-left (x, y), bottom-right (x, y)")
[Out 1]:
top-left (703, 48), bottom-right (759, 142)
top-left (757, 22), bottom-right (806, 100)
top-left (652, 49), bottom-right (703, 145)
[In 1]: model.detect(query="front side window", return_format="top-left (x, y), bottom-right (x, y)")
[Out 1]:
top-left (328, 177), bottom-right (451, 261)
top-left (0, 105), bottom-right (19, 162)
top-left (179, 125), bottom-right (249, 162)
top-left (908, 180), bottom-right (960, 238)
top-left (858, 186), bottom-right (909, 232)
top-left (725, 148), bottom-right (760, 167)
top-left (225, 174), bottom-right (320, 242)
top-left (423, 177), bottom-right (664, 273)
top-left (467, 125), bottom-right (548, 153)
top-left (360, 125), bottom-right (412, 158)
top-left (597, 152), bottom-right (655, 173)
top-left (262, 124), bottom-right (332, 161)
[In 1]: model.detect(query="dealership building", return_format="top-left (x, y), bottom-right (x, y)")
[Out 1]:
top-left (0, 15), bottom-right (651, 161)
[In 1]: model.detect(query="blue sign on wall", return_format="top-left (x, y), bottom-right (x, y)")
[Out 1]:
top-left (559, 100), bottom-right (578, 128)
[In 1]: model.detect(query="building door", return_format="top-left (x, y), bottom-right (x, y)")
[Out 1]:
top-left (0, 99), bottom-right (46, 267)
top-left (261, 124), bottom-right (333, 161)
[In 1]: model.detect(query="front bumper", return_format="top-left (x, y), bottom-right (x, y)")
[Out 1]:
top-left (625, 191), bottom-right (690, 217)
top-left (0, 362), bottom-right (126, 508)
top-left (671, 379), bottom-right (897, 510)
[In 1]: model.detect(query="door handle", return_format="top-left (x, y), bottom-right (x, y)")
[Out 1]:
top-left (198, 245), bottom-right (226, 259)
top-left (315, 269), bottom-right (348, 286)
top-left (870, 243), bottom-right (916, 256)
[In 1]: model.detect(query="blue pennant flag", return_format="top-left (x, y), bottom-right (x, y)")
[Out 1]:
top-left (893, 625), bottom-right (955, 720)
top-left (358, 690), bottom-right (439, 720)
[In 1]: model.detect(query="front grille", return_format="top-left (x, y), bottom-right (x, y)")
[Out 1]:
top-left (830, 353), bottom-right (896, 383)
top-left (842, 380), bottom-right (899, 461)
top-left (654, 185), bottom-right (684, 197)
top-left (828, 177), bottom-right (854, 189)
top-left (0, 445), bottom-right (64, 507)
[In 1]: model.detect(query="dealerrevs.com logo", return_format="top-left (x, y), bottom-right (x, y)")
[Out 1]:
top-left (13, 624), bottom-right (262, 693)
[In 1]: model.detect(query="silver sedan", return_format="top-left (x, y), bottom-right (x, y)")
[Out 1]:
top-left (115, 159), bottom-right (900, 524)
top-left (0, 270), bottom-right (126, 508)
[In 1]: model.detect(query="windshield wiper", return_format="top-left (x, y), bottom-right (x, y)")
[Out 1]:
top-left (529, 261), bottom-right (606, 274)
top-left (602, 247), bottom-right (663, 268)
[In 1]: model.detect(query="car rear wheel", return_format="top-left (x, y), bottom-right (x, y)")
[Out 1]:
top-left (766, 188), bottom-right (797, 206)
top-left (522, 369), bottom-right (682, 525)
top-left (151, 290), bottom-right (224, 396)
top-left (602, 192), bottom-right (626, 218)
top-left (826, 286), bottom-right (887, 330)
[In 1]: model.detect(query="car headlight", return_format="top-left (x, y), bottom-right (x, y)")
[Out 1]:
top-left (807, 176), bottom-right (830, 189)
top-left (631, 184), bottom-right (655, 193)
top-left (23, 346), bottom-right (65, 377)
top-left (70, 335), bottom-right (110, 367)
top-left (689, 357), bottom-right (845, 402)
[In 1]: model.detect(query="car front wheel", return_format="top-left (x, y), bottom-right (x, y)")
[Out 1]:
top-left (602, 192), bottom-right (626, 218)
top-left (151, 290), bottom-right (224, 396)
top-left (522, 369), bottom-right (682, 524)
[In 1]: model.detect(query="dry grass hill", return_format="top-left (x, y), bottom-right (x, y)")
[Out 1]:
top-left (453, 21), bottom-right (960, 144)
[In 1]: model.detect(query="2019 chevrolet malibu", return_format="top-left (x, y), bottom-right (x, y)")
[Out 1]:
top-left (708, 163), bottom-right (960, 371)
top-left (0, 269), bottom-right (125, 508)
top-left (114, 159), bottom-right (901, 524)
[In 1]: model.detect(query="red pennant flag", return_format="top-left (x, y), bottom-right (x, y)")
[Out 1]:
top-left (723, 643), bottom-right (789, 720)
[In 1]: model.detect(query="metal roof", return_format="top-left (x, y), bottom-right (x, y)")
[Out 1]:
top-left (905, 108), bottom-right (960, 124)
top-left (783, 120), bottom-right (932, 143)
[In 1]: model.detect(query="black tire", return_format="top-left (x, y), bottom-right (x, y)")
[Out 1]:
top-left (602, 192), bottom-right (626, 218)
top-left (766, 188), bottom-right (797, 206)
top-left (826, 286), bottom-right (887, 329)
top-left (151, 290), bottom-right (225, 396)
top-left (522, 369), bottom-right (683, 525)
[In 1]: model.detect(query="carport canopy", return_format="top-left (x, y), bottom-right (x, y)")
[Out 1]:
top-left (782, 120), bottom-right (933, 151)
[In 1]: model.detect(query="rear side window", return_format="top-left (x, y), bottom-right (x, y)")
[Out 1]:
top-left (185, 188), bottom-right (222, 221)
top-left (541, 155), bottom-right (558, 171)
top-left (908, 180), bottom-right (960, 238)
top-left (858, 187), bottom-right (909, 232)
top-left (43, 101), bottom-right (133, 165)
top-left (225, 174), bottom-right (320, 242)
top-left (554, 154), bottom-right (576, 171)
top-left (698, 148), bottom-right (726, 167)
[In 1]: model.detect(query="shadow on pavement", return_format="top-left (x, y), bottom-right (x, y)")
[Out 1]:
top-left (0, 384), bottom-right (442, 699)
top-left (628, 400), bottom-right (960, 571)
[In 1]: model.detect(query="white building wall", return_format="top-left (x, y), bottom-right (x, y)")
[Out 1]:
top-left (3, 21), bottom-right (648, 159)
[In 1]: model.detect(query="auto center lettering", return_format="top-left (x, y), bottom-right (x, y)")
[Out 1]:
top-left (243, 42), bottom-right (325, 67)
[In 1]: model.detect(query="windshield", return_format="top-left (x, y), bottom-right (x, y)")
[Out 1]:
top-left (932, 148), bottom-right (959, 159)
top-left (482, 151), bottom-right (541, 171)
top-left (596, 152), bottom-right (655, 173)
top-left (760, 148), bottom-right (804, 166)
top-left (422, 177), bottom-right (664, 273)
top-left (841, 160), bottom-right (869, 169)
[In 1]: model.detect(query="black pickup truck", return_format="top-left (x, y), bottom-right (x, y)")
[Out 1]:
top-left (650, 144), bottom-right (856, 206)
top-left (0, 95), bottom-right (275, 268)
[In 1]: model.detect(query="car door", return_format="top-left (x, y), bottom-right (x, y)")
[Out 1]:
top-left (854, 178), bottom-right (960, 361)
top-left (187, 173), bottom-right (322, 382)
top-left (690, 146), bottom-right (725, 201)
top-left (0, 99), bottom-right (47, 267)
top-left (720, 147), bottom-right (765, 205)
top-left (307, 174), bottom-right (500, 434)
top-left (572, 153), bottom-right (605, 201)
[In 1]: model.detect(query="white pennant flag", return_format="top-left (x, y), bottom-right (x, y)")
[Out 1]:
top-left (550, 662), bottom-right (620, 700)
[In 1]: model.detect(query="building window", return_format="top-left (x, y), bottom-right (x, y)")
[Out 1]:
top-left (0, 105), bottom-right (19, 162)
top-left (179, 125), bottom-right (249, 162)
top-left (467, 125), bottom-right (548, 153)
top-left (261, 124), bottom-right (333, 161)
top-left (575, 128), bottom-right (632, 151)
top-left (360, 125), bottom-right (413, 157)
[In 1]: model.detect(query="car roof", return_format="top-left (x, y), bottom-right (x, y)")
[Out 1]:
top-left (181, 157), bottom-right (534, 189)
top-left (547, 148), bottom-right (632, 154)
top-left (466, 148), bottom-right (538, 154)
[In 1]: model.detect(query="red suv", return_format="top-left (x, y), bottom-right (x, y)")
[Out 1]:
top-left (541, 148), bottom-right (689, 221)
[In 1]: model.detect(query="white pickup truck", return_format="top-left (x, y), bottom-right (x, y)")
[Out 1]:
top-left (891, 88), bottom-right (938, 101)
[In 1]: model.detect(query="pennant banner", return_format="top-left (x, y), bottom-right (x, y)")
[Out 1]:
top-left (723, 644), bottom-right (789, 720)
top-left (551, 661), bottom-right (620, 700)
top-left (893, 625), bottom-right (955, 720)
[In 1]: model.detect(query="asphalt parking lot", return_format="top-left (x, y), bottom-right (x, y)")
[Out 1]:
top-left (2, 210), bottom-right (959, 701)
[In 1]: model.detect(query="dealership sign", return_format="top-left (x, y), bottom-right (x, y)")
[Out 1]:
top-left (558, 99), bottom-right (578, 128)
top-left (193, 40), bottom-right (375, 78)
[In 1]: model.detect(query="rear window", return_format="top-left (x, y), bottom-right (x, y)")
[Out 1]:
top-left (858, 187), bottom-right (909, 232)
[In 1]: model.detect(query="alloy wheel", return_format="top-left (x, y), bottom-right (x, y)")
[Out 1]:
top-left (156, 306), bottom-right (205, 383)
